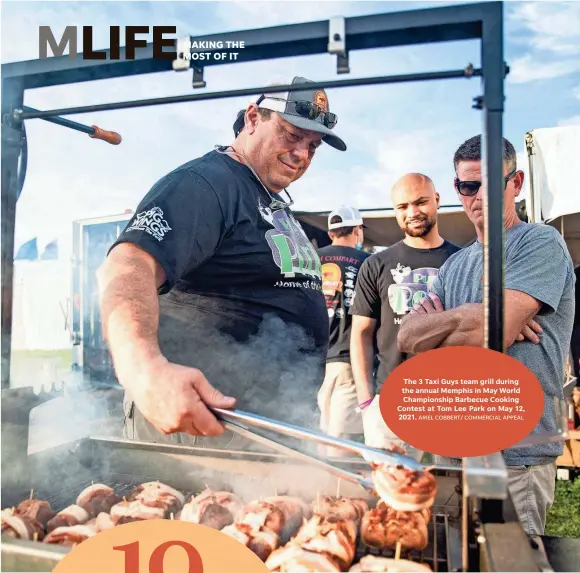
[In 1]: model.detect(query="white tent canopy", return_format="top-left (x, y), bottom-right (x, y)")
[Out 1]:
top-left (526, 126), bottom-right (580, 265)
top-left (297, 205), bottom-right (476, 249)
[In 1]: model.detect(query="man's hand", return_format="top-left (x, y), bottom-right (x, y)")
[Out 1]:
top-left (516, 318), bottom-right (543, 344)
top-left (410, 293), bottom-right (444, 315)
top-left (131, 356), bottom-right (237, 436)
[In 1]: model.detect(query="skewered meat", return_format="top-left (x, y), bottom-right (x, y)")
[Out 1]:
top-left (127, 481), bottom-right (184, 515)
top-left (376, 501), bottom-right (431, 525)
top-left (361, 505), bottom-right (429, 551)
top-left (44, 523), bottom-right (97, 547)
top-left (181, 502), bottom-right (234, 529)
top-left (46, 505), bottom-right (90, 532)
top-left (94, 512), bottom-right (116, 532)
top-left (221, 522), bottom-right (280, 561)
top-left (178, 489), bottom-right (243, 529)
top-left (241, 502), bottom-right (286, 536)
top-left (313, 496), bottom-right (369, 525)
top-left (371, 464), bottom-right (436, 512)
top-left (349, 555), bottom-right (433, 572)
top-left (248, 496), bottom-right (312, 543)
top-left (15, 500), bottom-right (55, 528)
top-left (1, 514), bottom-right (45, 541)
top-left (266, 544), bottom-right (342, 572)
top-left (291, 514), bottom-right (357, 570)
top-left (110, 500), bottom-right (167, 525)
top-left (295, 514), bottom-right (358, 547)
top-left (76, 484), bottom-right (121, 517)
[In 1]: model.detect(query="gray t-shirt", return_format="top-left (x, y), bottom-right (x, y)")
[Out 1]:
top-left (431, 222), bottom-right (576, 466)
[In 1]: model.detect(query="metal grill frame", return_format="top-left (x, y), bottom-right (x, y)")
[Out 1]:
top-left (2, 0), bottom-right (507, 386)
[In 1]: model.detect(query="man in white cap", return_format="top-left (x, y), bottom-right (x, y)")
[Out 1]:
top-left (97, 77), bottom-right (346, 447)
top-left (316, 206), bottom-right (370, 454)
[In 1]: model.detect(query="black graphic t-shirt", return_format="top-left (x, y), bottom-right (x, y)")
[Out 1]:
top-left (109, 149), bottom-right (328, 426)
top-left (317, 245), bottom-right (371, 363)
top-left (350, 240), bottom-right (461, 391)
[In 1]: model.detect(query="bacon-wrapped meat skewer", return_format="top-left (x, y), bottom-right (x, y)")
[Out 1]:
top-left (76, 484), bottom-right (121, 518)
top-left (15, 500), bottom-right (55, 529)
top-left (1, 514), bottom-right (45, 541)
top-left (178, 489), bottom-right (243, 529)
top-left (221, 522), bottom-right (280, 562)
top-left (291, 514), bottom-right (357, 570)
top-left (46, 505), bottom-right (90, 532)
top-left (109, 481), bottom-right (185, 524)
top-left (94, 512), bottom-right (116, 532)
top-left (361, 504), bottom-right (429, 551)
top-left (349, 555), bottom-right (433, 572)
top-left (313, 496), bottom-right (368, 525)
top-left (371, 464), bottom-right (437, 512)
top-left (109, 500), bottom-right (166, 525)
top-left (246, 496), bottom-right (312, 543)
top-left (221, 502), bottom-right (285, 560)
top-left (44, 523), bottom-right (97, 547)
top-left (127, 481), bottom-right (184, 516)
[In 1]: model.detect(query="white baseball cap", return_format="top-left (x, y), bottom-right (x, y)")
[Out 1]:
top-left (328, 206), bottom-right (366, 230)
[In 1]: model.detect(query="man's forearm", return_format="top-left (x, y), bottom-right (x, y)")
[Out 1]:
top-left (350, 333), bottom-right (375, 403)
top-left (397, 310), bottom-right (461, 354)
top-left (97, 258), bottom-right (164, 392)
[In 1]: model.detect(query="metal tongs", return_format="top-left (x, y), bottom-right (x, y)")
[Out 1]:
top-left (212, 408), bottom-right (425, 494)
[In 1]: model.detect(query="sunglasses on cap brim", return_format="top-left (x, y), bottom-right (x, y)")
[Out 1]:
top-left (454, 168), bottom-right (518, 197)
top-left (256, 95), bottom-right (338, 129)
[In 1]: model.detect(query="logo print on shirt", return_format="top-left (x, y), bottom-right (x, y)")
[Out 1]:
top-left (126, 207), bottom-right (172, 242)
top-left (387, 265), bottom-right (440, 316)
top-left (322, 263), bottom-right (343, 296)
top-left (265, 209), bottom-right (321, 279)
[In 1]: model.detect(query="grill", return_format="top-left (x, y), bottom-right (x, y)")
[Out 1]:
top-left (28, 468), bottom-right (463, 572)
top-left (0, 389), bottom-right (562, 572)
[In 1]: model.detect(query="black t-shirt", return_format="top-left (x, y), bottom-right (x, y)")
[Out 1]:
top-left (350, 240), bottom-right (461, 390)
top-left (109, 149), bottom-right (328, 426)
top-left (317, 245), bottom-right (371, 363)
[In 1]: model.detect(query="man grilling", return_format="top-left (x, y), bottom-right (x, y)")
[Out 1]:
top-left (97, 77), bottom-right (346, 446)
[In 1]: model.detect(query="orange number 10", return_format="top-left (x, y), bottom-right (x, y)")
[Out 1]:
top-left (114, 540), bottom-right (204, 573)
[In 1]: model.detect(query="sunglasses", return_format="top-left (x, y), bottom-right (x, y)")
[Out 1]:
top-left (454, 168), bottom-right (518, 197)
top-left (257, 96), bottom-right (338, 129)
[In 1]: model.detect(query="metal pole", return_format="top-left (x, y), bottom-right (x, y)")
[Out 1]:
top-left (481, 2), bottom-right (505, 354)
top-left (21, 106), bottom-right (122, 145)
top-left (1, 78), bottom-right (25, 390)
top-left (15, 68), bottom-right (481, 121)
top-left (478, 1), bottom-right (507, 527)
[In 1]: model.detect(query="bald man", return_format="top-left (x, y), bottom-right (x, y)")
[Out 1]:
top-left (349, 173), bottom-right (461, 449)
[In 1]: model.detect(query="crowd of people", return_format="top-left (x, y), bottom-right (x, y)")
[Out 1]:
top-left (97, 76), bottom-right (577, 539)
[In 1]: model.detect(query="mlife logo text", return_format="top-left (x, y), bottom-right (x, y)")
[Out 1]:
top-left (38, 26), bottom-right (178, 60)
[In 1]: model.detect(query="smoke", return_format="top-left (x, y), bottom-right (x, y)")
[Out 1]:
top-left (2, 284), bottom-right (330, 510)
top-left (153, 291), bottom-right (327, 456)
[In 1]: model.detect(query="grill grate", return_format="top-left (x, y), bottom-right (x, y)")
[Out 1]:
top-left (32, 475), bottom-right (463, 572)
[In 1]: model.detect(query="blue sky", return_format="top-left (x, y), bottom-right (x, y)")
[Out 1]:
top-left (2, 0), bottom-right (579, 256)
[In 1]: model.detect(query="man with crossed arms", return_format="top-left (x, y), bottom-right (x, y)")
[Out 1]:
top-left (398, 134), bottom-right (576, 536)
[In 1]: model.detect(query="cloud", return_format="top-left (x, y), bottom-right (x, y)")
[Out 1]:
top-left (508, 55), bottom-right (580, 84)
top-left (507, 2), bottom-right (580, 84)
top-left (509, 2), bottom-right (580, 56)
top-left (573, 86), bottom-right (580, 100)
